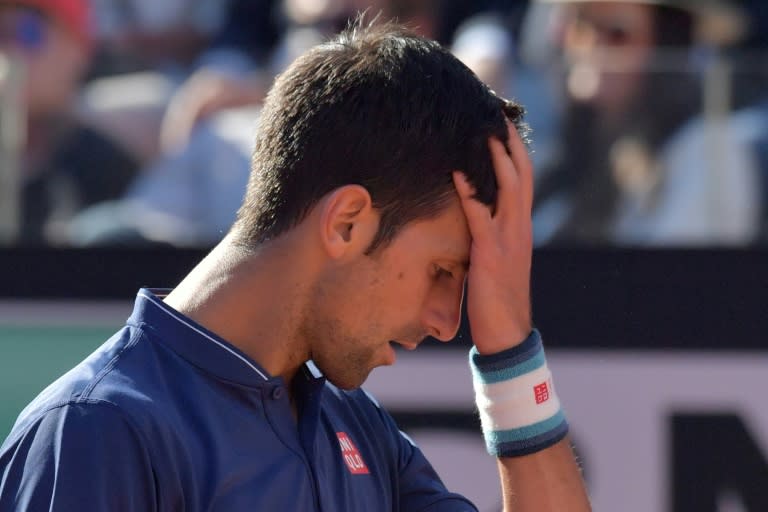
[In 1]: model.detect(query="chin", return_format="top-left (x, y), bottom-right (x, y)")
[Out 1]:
top-left (328, 373), bottom-right (368, 390)
top-left (312, 348), bottom-right (380, 390)
top-left (322, 368), bottom-right (371, 391)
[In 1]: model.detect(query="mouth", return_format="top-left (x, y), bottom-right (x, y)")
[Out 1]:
top-left (390, 340), bottom-right (419, 351)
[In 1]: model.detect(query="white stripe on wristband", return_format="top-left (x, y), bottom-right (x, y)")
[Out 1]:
top-left (469, 329), bottom-right (569, 457)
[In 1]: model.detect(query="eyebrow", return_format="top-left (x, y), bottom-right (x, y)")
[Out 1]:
top-left (445, 258), bottom-right (469, 272)
top-left (436, 239), bottom-right (469, 272)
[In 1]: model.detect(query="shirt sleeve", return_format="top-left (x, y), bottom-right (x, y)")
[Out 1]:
top-left (0, 400), bottom-right (156, 511)
top-left (395, 428), bottom-right (479, 512)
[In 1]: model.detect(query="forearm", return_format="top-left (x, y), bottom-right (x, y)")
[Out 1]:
top-left (456, 124), bottom-right (591, 511)
top-left (470, 332), bottom-right (592, 511)
top-left (497, 437), bottom-right (590, 512)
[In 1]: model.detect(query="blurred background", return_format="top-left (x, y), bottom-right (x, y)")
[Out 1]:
top-left (0, 0), bottom-right (767, 511)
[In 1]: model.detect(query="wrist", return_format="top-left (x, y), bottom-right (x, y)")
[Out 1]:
top-left (469, 329), bottom-right (568, 457)
top-left (471, 322), bottom-right (532, 355)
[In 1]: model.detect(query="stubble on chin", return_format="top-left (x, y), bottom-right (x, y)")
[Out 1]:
top-left (297, 313), bottom-right (374, 391)
top-left (315, 342), bottom-right (376, 390)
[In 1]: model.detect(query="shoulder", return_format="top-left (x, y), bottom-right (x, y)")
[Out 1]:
top-left (4, 398), bottom-right (146, 450)
top-left (0, 399), bottom-right (158, 511)
top-left (663, 108), bottom-right (767, 166)
top-left (5, 325), bottom-right (176, 450)
top-left (0, 399), bottom-right (153, 488)
top-left (0, 326), bottom-right (199, 499)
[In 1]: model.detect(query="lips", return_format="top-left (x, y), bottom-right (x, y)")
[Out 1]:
top-left (390, 340), bottom-right (419, 351)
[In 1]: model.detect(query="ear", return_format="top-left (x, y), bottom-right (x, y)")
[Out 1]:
top-left (319, 185), bottom-right (378, 260)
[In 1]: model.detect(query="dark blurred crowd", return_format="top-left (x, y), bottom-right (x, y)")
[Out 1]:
top-left (1, 0), bottom-right (767, 248)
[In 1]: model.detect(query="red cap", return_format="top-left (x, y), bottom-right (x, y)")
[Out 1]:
top-left (7, 0), bottom-right (92, 46)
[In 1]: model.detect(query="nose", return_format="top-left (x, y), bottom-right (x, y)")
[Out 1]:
top-left (422, 279), bottom-right (465, 342)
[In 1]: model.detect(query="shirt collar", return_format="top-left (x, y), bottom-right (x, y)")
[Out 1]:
top-left (129, 288), bottom-right (278, 388)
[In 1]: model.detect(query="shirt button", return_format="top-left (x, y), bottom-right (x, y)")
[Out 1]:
top-left (271, 387), bottom-right (284, 400)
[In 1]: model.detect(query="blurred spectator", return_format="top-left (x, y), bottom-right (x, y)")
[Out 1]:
top-left (159, 0), bottom-right (295, 153)
top-left (88, 0), bottom-right (231, 77)
top-left (69, 108), bottom-right (256, 247)
top-left (75, 1), bottom-right (488, 247)
top-left (531, 0), bottom-right (764, 246)
top-left (75, 1), bottom-right (247, 166)
top-left (726, 1), bottom-right (768, 111)
top-left (160, 0), bottom-right (511, 153)
top-left (0, 0), bottom-right (140, 245)
top-left (160, 0), bottom-right (410, 152)
top-left (451, 14), bottom-right (515, 98)
top-left (157, 0), bottom-right (281, 152)
top-left (451, 8), bottom-right (563, 168)
top-left (73, 0), bottom-right (339, 245)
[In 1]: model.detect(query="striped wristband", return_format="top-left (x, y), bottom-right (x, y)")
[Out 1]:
top-left (469, 329), bottom-right (569, 457)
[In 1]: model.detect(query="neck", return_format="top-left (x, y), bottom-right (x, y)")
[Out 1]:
top-left (164, 232), bottom-right (316, 385)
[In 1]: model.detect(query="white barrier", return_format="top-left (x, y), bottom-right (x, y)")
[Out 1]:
top-left (366, 350), bottom-right (768, 511)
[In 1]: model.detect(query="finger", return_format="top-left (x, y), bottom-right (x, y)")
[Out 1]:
top-left (488, 135), bottom-right (518, 194)
top-left (452, 171), bottom-right (493, 244)
top-left (506, 123), bottom-right (534, 213)
top-left (488, 133), bottom-right (520, 221)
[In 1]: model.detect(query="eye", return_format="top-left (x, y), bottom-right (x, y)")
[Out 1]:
top-left (433, 264), bottom-right (453, 280)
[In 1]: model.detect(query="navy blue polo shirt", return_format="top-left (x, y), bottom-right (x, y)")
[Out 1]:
top-left (0, 289), bottom-right (477, 511)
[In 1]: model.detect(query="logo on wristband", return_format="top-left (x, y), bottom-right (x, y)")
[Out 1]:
top-left (534, 381), bottom-right (550, 404)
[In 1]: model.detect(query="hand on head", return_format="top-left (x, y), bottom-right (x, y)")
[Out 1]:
top-left (453, 122), bottom-right (534, 353)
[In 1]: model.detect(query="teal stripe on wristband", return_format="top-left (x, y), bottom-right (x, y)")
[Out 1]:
top-left (490, 415), bottom-right (569, 458)
top-left (485, 409), bottom-right (567, 445)
top-left (470, 349), bottom-right (546, 384)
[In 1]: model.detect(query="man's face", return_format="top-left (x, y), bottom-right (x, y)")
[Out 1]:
top-left (558, 2), bottom-right (655, 113)
top-left (304, 197), bottom-right (471, 389)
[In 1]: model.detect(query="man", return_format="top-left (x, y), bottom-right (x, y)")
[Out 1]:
top-left (0, 0), bottom-right (139, 244)
top-left (0, 20), bottom-right (591, 510)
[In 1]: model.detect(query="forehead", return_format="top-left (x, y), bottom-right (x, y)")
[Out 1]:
top-left (387, 197), bottom-right (470, 262)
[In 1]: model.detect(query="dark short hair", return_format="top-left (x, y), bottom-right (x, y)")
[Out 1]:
top-left (232, 18), bottom-right (526, 252)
